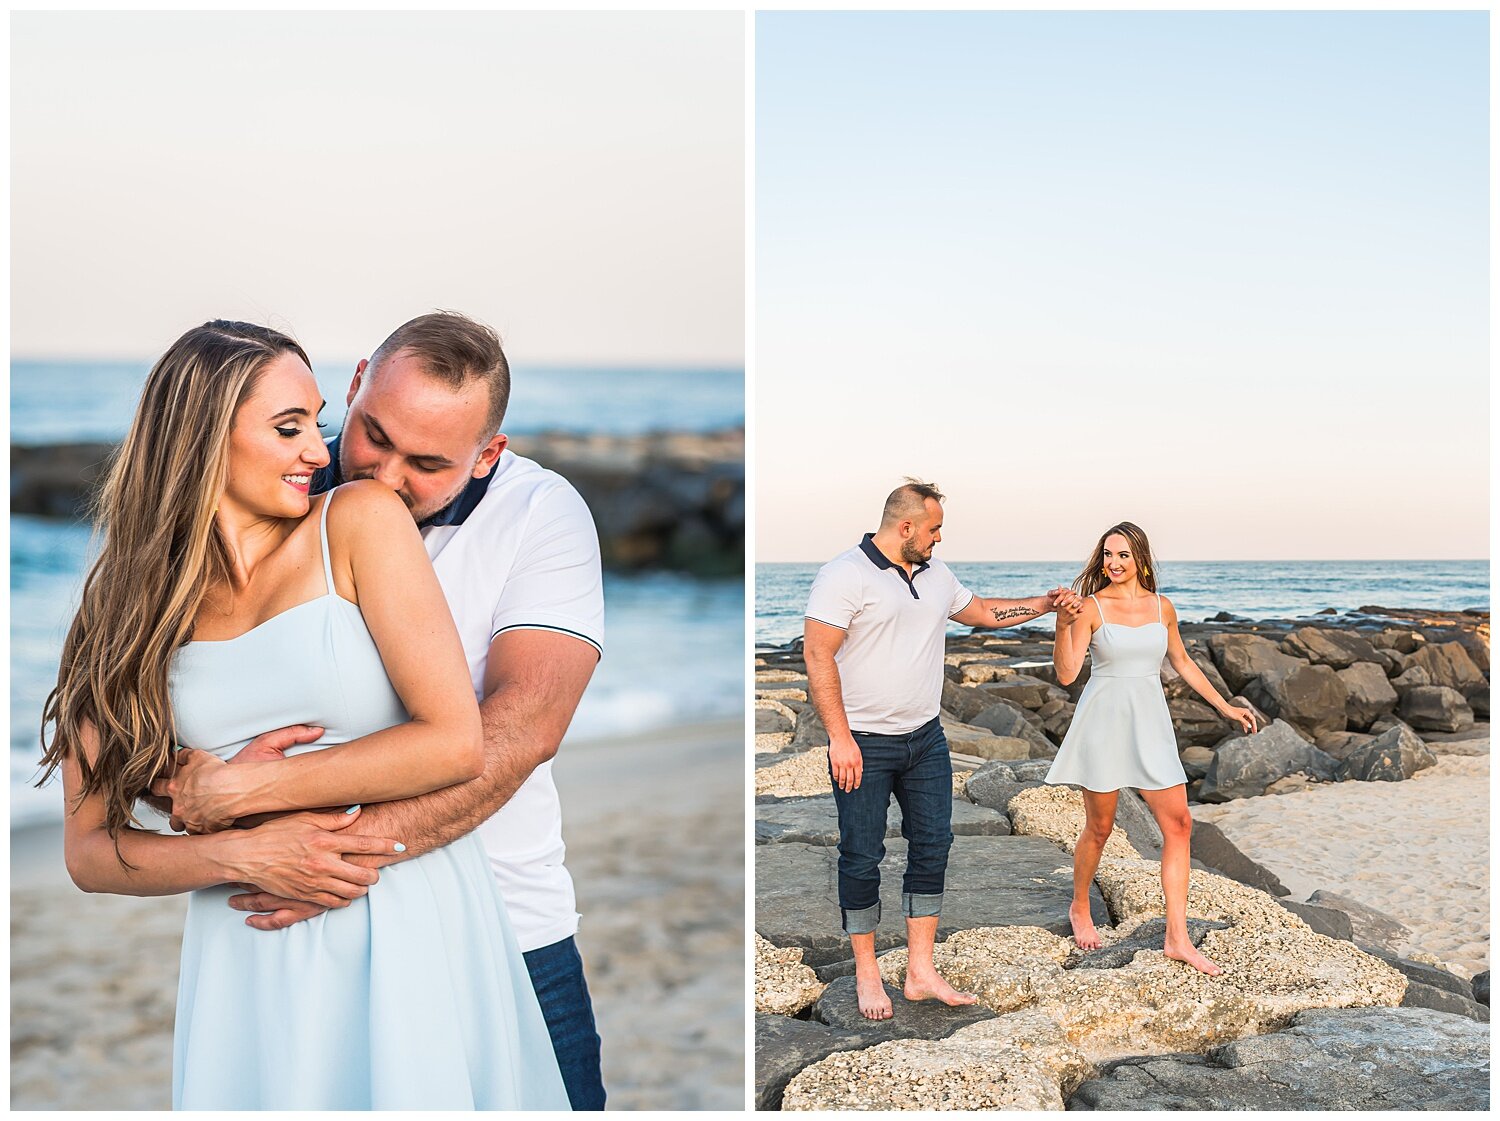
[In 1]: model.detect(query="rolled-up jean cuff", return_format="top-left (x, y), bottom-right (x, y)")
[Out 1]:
top-left (903, 891), bottom-right (943, 919)
top-left (841, 901), bottom-right (881, 935)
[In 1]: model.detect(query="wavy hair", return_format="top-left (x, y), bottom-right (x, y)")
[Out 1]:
top-left (39, 321), bottom-right (311, 845)
top-left (1072, 521), bottom-right (1158, 597)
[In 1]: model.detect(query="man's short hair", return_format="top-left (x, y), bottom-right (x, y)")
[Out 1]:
top-left (369, 311), bottom-right (510, 439)
top-left (881, 478), bottom-right (945, 527)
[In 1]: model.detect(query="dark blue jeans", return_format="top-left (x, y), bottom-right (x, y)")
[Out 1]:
top-left (828, 715), bottom-right (954, 934)
top-left (523, 935), bottom-right (605, 1110)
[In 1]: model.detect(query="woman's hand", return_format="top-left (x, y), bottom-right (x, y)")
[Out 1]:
top-left (151, 747), bottom-right (241, 834)
top-left (216, 806), bottom-right (399, 909)
top-left (228, 724), bottom-right (324, 765)
top-left (1223, 704), bottom-right (1260, 735)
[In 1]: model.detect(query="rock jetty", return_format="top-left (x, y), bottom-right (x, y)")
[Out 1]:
top-left (754, 606), bottom-right (1489, 1110)
top-left (10, 428), bottom-right (745, 576)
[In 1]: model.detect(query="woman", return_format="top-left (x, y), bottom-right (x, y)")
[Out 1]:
top-left (1046, 521), bottom-right (1257, 977)
top-left (39, 321), bottom-right (570, 1109)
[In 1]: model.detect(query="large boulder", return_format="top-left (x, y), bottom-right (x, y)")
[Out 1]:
top-left (1067, 1007), bottom-right (1490, 1111)
top-left (1305, 890), bottom-right (1412, 956)
top-left (1335, 661), bottom-right (1399, 729)
top-left (943, 721), bottom-right (1033, 762)
top-left (1186, 819), bottom-right (1290, 896)
top-left (755, 837), bottom-right (1109, 965)
top-left (755, 934), bottom-right (826, 1015)
top-left (1242, 663), bottom-right (1348, 739)
top-left (812, 975), bottom-right (996, 1040)
top-left (1162, 648), bottom-right (1233, 703)
top-left (1167, 695), bottom-right (1237, 748)
top-left (1339, 724), bottom-right (1437, 782)
top-left (1406, 642), bottom-right (1487, 694)
top-left (1313, 730), bottom-right (1375, 762)
top-left (1398, 685), bottom-right (1475, 733)
top-left (1280, 627), bottom-right (1382, 670)
top-left (969, 700), bottom-right (1059, 757)
top-left (789, 706), bottom-right (828, 750)
top-left (756, 704), bottom-right (795, 735)
top-left (1198, 720), bottom-right (1340, 802)
top-left (1206, 634), bottom-right (1303, 694)
top-left (754, 1014), bottom-right (869, 1110)
top-left (981, 674), bottom-right (1054, 710)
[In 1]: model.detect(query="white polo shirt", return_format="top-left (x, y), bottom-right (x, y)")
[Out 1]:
top-left (805, 534), bottom-right (973, 735)
top-left (420, 449), bottom-right (605, 953)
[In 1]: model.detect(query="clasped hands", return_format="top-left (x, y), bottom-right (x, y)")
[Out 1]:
top-left (1048, 586), bottom-right (1086, 623)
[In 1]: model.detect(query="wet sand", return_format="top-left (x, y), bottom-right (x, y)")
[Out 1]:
top-left (1193, 745), bottom-right (1489, 978)
top-left (10, 719), bottom-right (745, 1111)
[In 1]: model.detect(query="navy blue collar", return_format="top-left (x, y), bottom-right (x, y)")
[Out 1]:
top-left (858, 532), bottom-right (929, 599)
top-left (311, 434), bottom-right (495, 528)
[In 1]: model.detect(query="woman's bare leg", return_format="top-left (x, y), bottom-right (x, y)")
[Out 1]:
top-left (1138, 784), bottom-right (1221, 976)
top-left (1070, 789), bottom-right (1118, 950)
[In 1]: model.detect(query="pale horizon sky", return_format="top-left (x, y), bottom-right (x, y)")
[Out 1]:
top-left (12, 12), bottom-right (743, 367)
top-left (756, 12), bottom-right (1489, 563)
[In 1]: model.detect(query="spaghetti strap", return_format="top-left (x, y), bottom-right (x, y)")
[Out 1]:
top-left (1157, 593), bottom-right (1163, 623)
top-left (317, 488), bottom-right (337, 598)
top-left (1089, 592), bottom-right (1104, 624)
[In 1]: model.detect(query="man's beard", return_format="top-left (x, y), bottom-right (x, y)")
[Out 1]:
top-left (900, 539), bottom-right (931, 565)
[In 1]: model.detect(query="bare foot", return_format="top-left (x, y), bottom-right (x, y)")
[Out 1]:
top-left (1164, 942), bottom-right (1223, 977)
top-left (1070, 902), bottom-right (1101, 951)
top-left (855, 972), bottom-right (894, 1020)
top-left (903, 970), bottom-right (977, 1007)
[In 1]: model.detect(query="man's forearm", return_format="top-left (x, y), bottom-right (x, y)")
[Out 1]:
top-left (977, 595), bottom-right (1050, 629)
top-left (806, 653), bottom-right (854, 743)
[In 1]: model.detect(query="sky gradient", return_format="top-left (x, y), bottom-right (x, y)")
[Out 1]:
top-left (756, 12), bottom-right (1488, 562)
top-left (13, 12), bottom-right (743, 366)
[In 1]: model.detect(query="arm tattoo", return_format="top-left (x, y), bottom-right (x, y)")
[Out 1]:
top-left (990, 605), bottom-right (1036, 622)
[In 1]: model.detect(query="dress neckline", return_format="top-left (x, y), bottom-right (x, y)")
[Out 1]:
top-left (184, 593), bottom-right (360, 646)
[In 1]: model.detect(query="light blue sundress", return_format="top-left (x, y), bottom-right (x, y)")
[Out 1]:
top-left (167, 486), bottom-right (570, 1110)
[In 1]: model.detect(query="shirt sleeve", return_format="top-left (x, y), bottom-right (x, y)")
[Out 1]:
top-left (490, 481), bottom-right (605, 657)
top-left (805, 560), bottom-right (860, 631)
top-left (948, 570), bottom-right (975, 619)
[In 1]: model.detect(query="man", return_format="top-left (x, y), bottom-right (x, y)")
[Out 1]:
top-left (803, 480), bottom-right (1080, 1021)
top-left (168, 312), bottom-right (607, 1108)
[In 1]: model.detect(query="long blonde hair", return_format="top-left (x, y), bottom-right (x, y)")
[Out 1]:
top-left (39, 321), bottom-right (312, 843)
top-left (1073, 521), bottom-right (1158, 597)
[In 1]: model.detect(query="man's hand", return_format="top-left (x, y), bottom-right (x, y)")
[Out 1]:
top-left (150, 747), bottom-right (237, 834)
top-left (1055, 592), bottom-right (1085, 625)
top-left (218, 806), bottom-right (402, 909)
top-left (228, 724), bottom-right (324, 766)
top-left (829, 733), bottom-right (863, 793)
top-left (227, 890), bottom-right (330, 932)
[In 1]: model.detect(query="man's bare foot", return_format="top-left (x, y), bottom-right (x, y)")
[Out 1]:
top-left (855, 972), bottom-right (894, 1020)
top-left (903, 971), bottom-right (977, 1006)
top-left (1070, 902), bottom-right (1101, 951)
top-left (1164, 942), bottom-right (1223, 977)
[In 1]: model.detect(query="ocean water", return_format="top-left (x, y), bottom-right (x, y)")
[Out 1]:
top-left (757, 559), bottom-right (1489, 646)
top-left (11, 360), bottom-right (744, 444)
top-left (10, 359), bottom-right (745, 830)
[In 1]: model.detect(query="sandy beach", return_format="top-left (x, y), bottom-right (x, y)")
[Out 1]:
top-left (10, 719), bottom-right (744, 1111)
top-left (1193, 743), bottom-right (1489, 978)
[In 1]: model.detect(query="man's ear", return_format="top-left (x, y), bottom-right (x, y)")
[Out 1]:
top-left (346, 359), bottom-right (369, 408)
top-left (472, 433), bottom-right (508, 478)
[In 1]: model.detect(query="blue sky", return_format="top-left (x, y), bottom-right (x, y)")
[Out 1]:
top-left (756, 12), bottom-right (1488, 561)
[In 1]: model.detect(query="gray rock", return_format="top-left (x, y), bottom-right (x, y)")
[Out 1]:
top-left (1474, 970), bottom-right (1489, 1006)
top-left (790, 706), bottom-right (828, 750)
top-left (1399, 685), bottom-right (1476, 733)
top-left (980, 674), bottom-right (1052, 710)
top-left (1111, 788), bottom-right (1165, 861)
top-left (1006, 760), bottom-right (1056, 782)
top-left (1313, 729), bottom-right (1375, 761)
top-left (757, 706), bottom-right (795, 734)
top-left (970, 700), bottom-right (1058, 757)
top-left (1354, 943), bottom-right (1472, 998)
top-left (1041, 701), bottom-right (1075, 742)
top-left (1242, 663), bottom-right (1348, 739)
top-left (1067, 1007), bottom-right (1490, 1111)
top-left (1162, 649), bottom-right (1233, 704)
top-left (757, 795), bottom-right (1011, 847)
top-left (1339, 724), bottom-right (1437, 782)
top-left (1206, 633), bottom-right (1304, 693)
top-left (812, 975), bottom-right (996, 1039)
top-left (1167, 695), bottom-right (1236, 749)
top-left (1467, 688), bottom-right (1489, 719)
top-left (755, 836), bottom-right (1110, 965)
top-left (943, 721), bottom-right (1033, 763)
top-left (1306, 890), bottom-right (1413, 956)
top-left (1199, 720), bottom-right (1340, 802)
top-left (1401, 980), bottom-right (1490, 1022)
top-left (756, 751), bottom-right (803, 770)
top-left (965, 762), bottom-right (1044, 813)
top-left (1371, 647), bottom-right (1406, 676)
top-left (1276, 899), bottom-right (1353, 940)
top-left (1280, 626), bottom-right (1382, 669)
top-left (754, 1014), bottom-right (869, 1111)
top-left (1067, 917), bottom-right (1229, 970)
top-left (1406, 642), bottom-right (1488, 694)
top-left (1369, 626), bottom-right (1424, 655)
top-left (1391, 663), bottom-right (1434, 695)
top-left (1179, 745), bottom-right (1215, 780)
top-left (1335, 661), bottom-right (1399, 729)
top-left (1187, 819), bottom-right (1290, 896)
